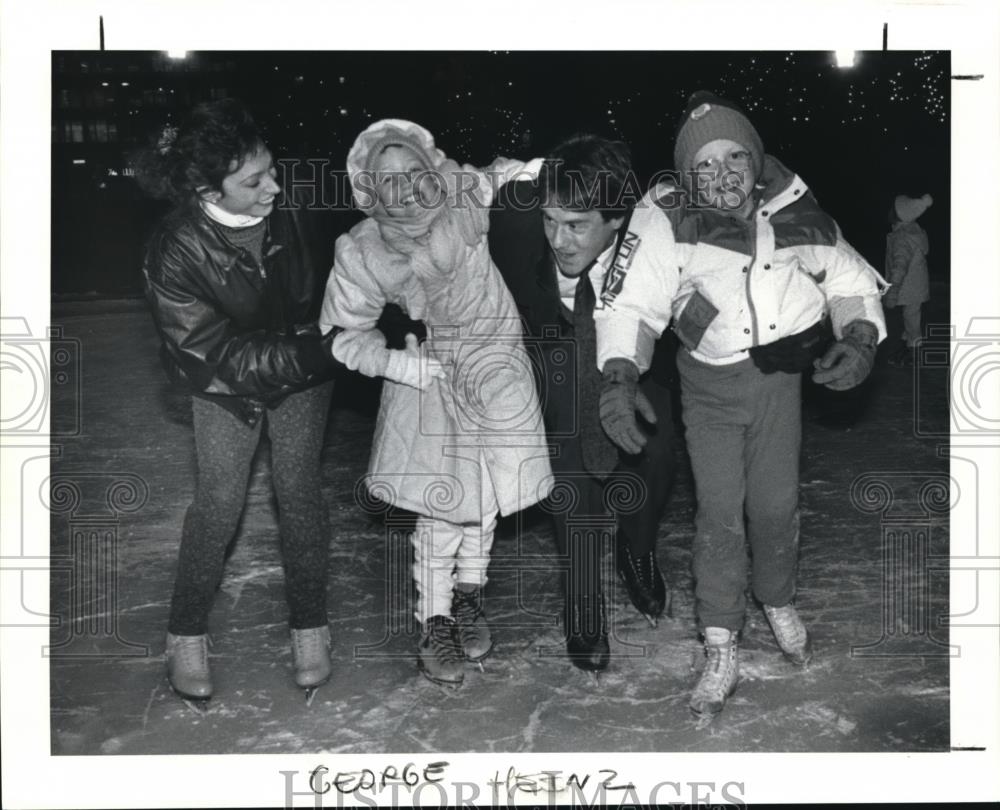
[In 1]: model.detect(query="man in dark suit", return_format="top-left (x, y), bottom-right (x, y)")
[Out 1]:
top-left (489, 135), bottom-right (677, 674)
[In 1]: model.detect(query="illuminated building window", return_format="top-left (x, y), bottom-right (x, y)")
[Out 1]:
top-left (88, 120), bottom-right (109, 143)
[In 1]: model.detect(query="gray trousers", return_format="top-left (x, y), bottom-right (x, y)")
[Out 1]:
top-left (677, 350), bottom-right (801, 632)
top-left (168, 382), bottom-right (333, 635)
top-left (901, 302), bottom-right (924, 347)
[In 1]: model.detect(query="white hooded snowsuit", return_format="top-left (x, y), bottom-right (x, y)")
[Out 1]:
top-left (320, 120), bottom-right (552, 622)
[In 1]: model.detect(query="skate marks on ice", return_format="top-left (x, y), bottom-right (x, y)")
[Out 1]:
top-left (47, 307), bottom-right (949, 754)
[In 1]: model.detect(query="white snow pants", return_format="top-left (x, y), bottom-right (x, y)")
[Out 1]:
top-left (411, 512), bottom-right (498, 625)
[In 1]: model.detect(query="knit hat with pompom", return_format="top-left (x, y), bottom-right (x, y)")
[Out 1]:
top-left (673, 91), bottom-right (764, 174)
top-left (893, 193), bottom-right (933, 223)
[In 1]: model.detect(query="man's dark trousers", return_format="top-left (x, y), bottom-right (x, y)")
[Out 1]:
top-left (488, 179), bottom-right (676, 615)
top-left (537, 316), bottom-right (675, 605)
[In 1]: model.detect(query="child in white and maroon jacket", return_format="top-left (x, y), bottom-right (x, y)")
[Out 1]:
top-left (594, 92), bottom-right (887, 719)
top-left (884, 193), bottom-right (932, 366)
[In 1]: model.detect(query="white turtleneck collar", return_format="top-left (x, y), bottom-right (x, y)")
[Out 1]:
top-left (200, 200), bottom-right (265, 229)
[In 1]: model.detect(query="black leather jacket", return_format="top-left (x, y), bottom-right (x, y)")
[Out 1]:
top-left (142, 199), bottom-right (338, 426)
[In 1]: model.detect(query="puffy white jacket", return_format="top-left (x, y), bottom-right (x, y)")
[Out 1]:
top-left (596, 156), bottom-right (887, 370)
top-left (320, 154), bottom-right (552, 524)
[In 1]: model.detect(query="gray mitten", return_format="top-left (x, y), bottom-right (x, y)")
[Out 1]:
top-left (599, 358), bottom-right (657, 454)
top-left (812, 320), bottom-right (879, 390)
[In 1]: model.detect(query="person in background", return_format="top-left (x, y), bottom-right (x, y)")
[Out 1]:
top-left (884, 194), bottom-right (933, 367)
top-left (595, 92), bottom-right (887, 717)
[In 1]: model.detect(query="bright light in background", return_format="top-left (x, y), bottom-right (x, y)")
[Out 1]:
top-left (166, 50), bottom-right (188, 60)
top-left (835, 50), bottom-right (857, 69)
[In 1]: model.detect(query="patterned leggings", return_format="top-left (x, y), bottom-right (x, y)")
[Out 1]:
top-left (167, 382), bottom-right (333, 635)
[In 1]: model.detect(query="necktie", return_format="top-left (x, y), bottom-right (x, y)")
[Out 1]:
top-left (574, 267), bottom-right (618, 478)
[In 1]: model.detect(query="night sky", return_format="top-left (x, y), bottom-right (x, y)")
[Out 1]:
top-left (246, 51), bottom-right (947, 181)
top-left (52, 50), bottom-right (949, 295)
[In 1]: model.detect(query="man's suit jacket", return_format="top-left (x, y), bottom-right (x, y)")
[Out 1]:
top-left (490, 179), bottom-right (678, 536)
top-left (488, 179), bottom-right (677, 401)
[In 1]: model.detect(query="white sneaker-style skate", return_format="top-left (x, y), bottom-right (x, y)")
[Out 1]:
top-left (689, 627), bottom-right (739, 718)
top-left (763, 603), bottom-right (813, 666)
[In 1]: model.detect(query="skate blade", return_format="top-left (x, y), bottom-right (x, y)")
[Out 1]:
top-left (691, 710), bottom-right (718, 729)
top-left (418, 666), bottom-right (464, 691)
top-left (426, 678), bottom-right (463, 691)
top-left (181, 697), bottom-right (210, 714)
top-left (643, 613), bottom-right (658, 629)
top-left (688, 680), bottom-right (738, 725)
top-left (781, 636), bottom-right (814, 667)
top-left (304, 687), bottom-right (319, 707)
top-left (464, 641), bottom-right (495, 669)
top-left (689, 695), bottom-right (732, 725)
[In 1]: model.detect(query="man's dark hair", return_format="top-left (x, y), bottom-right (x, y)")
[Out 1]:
top-left (539, 134), bottom-right (635, 221)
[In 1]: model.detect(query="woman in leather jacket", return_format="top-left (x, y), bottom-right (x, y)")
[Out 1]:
top-left (137, 99), bottom-right (338, 702)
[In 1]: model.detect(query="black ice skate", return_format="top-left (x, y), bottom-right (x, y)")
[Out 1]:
top-left (565, 594), bottom-right (609, 683)
top-left (616, 538), bottom-right (668, 628)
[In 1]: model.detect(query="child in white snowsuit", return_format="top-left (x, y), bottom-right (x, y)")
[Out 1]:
top-left (884, 194), bottom-right (932, 366)
top-left (320, 120), bottom-right (552, 687)
top-left (595, 92), bottom-right (887, 718)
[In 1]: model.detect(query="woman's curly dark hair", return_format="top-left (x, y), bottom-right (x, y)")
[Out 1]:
top-left (133, 98), bottom-right (266, 205)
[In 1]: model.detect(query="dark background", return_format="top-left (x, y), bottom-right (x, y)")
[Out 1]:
top-left (51, 50), bottom-right (949, 297)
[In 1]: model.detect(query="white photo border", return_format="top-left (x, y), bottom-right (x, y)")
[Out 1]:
top-left (2, 0), bottom-right (998, 806)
